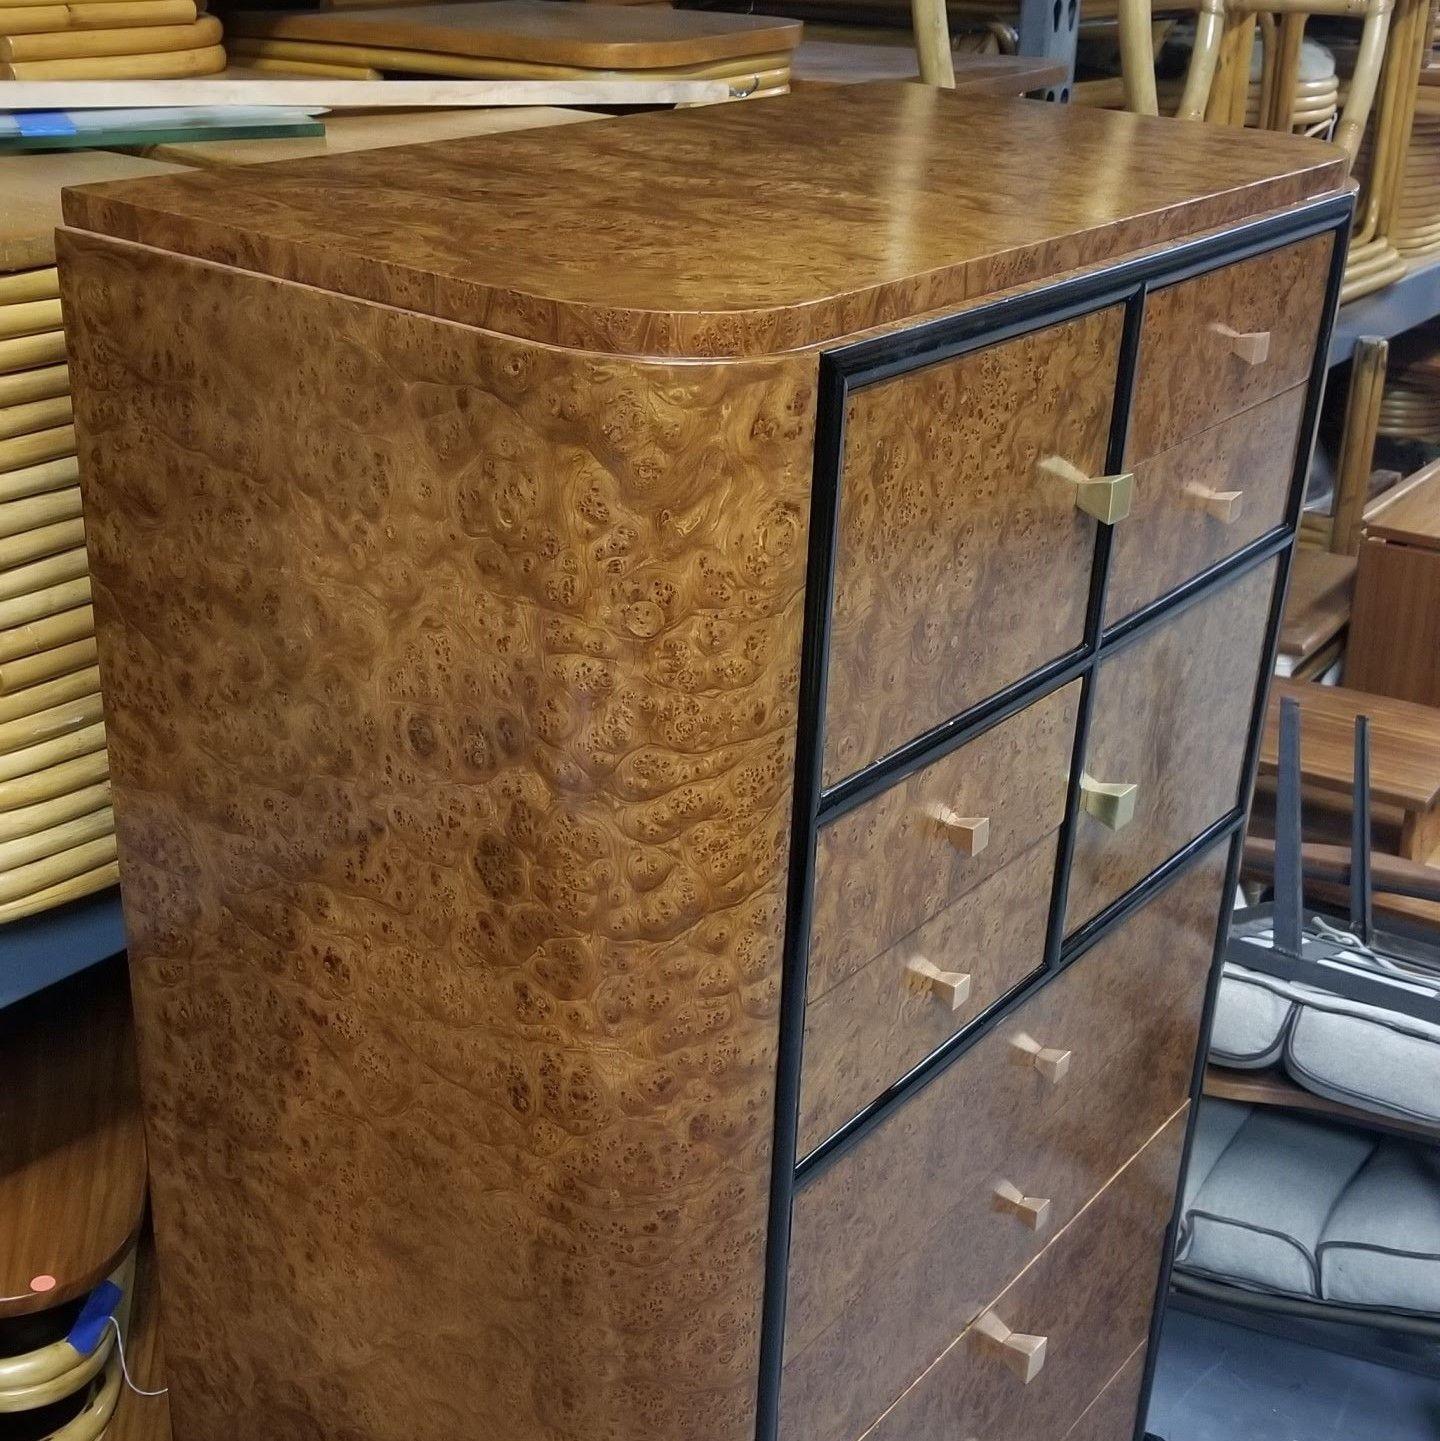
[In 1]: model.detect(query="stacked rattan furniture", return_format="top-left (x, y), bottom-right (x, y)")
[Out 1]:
top-left (0, 0), bottom-right (224, 80)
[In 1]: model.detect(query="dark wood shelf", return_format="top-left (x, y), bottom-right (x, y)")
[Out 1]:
top-left (1204, 1064), bottom-right (1440, 1144)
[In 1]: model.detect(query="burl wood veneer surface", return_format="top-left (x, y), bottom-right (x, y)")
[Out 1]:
top-left (62, 86), bottom-right (1346, 358)
top-left (60, 228), bottom-right (816, 1441)
top-left (823, 309), bottom-right (1117, 783)
top-left (225, 1), bottom-right (802, 67)
top-left (1128, 233), bottom-right (1332, 459)
top-left (1105, 385), bottom-right (1305, 626)
top-left (783, 849), bottom-right (1225, 1441)
top-left (809, 680), bottom-right (1079, 1003)
top-left (1067, 559), bottom-right (1277, 931)
top-left (860, 1108), bottom-right (1187, 1441)
top-left (0, 958), bottom-right (147, 1320)
top-left (1063, 1345), bottom-right (1147, 1441)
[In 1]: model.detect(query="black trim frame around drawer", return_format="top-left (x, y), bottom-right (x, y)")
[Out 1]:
top-left (753, 190), bottom-right (1353, 1441)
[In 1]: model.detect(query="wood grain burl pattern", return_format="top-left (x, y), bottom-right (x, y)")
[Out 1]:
top-left (782, 849), bottom-right (1226, 1441)
top-left (809, 681), bottom-right (1080, 1004)
top-left (858, 1108), bottom-right (1187, 1441)
top-left (1105, 385), bottom-right (1306, 626)
top-left (823, 311), bottom-right (1117, 783)
top-left (798, 833), bottom-right (1056, 1156)
top-left (1063, 1346), bottom-right (1147, 1441)
top-left (1067, 559), bottom-right (1278, 932)
top-left (1128, 234), bottom-right (1332, 459)
top-left (60, 229), bottom-right (817, 1441)
top-left (63, 87), bottom-right (1347, 358)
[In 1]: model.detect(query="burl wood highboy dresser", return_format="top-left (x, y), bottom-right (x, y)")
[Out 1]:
top-left (58, 86), bottom-right (1348, 1441)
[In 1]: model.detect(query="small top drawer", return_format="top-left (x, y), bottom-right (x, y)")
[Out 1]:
top-left (1128, 234), bottom-right (1331, 460)
top-left (823, 308), bottom-right (1121, 786)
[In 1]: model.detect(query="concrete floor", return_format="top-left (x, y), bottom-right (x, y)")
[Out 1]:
top-left (1146, 1307), bottom-right (1440, 1440)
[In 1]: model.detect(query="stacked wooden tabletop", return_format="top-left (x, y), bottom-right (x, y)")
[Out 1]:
top-left (0, 0), bottom-right (225, 80)
top-left (222, 0), bottom-right (801, 92)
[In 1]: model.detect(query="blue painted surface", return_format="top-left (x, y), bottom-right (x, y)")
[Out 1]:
top-left (1147, 1308), bottom-right (1440, 1441)
top-left (0, 888), bottom-right (125, 1010)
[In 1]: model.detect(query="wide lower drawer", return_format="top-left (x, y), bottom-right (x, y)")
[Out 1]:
top-left (822, 307), bottom-right (1120, 786)
top-left (1128, 234), bottom-right (1331, 460)
top-left (1066, 558), bottom-right (1277, 934)
top-left (1064, 1344), bottom-right (1148, 1441)
top-left (809, 680), bottom-right (1079, 1005)
top-left (1105, 385), bottom-right (1306, 627)
top-left (856, 1108), bottom-right (1186, 1441)
top-left (781, 847), bottom-right (1226, 1441)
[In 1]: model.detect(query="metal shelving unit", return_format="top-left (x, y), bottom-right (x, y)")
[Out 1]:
top-left (0, 888), bottom-right (125, 1011)
top-left (1330, 253), bottom-right (1440, 367)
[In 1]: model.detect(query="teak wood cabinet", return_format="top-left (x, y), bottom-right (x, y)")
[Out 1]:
top-left (57, 86), bottom-right (1349, 1441)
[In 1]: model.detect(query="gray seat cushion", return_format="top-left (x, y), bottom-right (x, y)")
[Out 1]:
top-left (1178, 1107), bottom-right (1376, 1297)
top-left (1319, 1142), bottom-right (1440, 1315)
top-left (1210, 963), bottom-right (1293, 1068)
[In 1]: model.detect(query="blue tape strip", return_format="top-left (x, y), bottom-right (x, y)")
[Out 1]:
top-left (16, 112), bottom-right (77, 137)
top-left (66, 1279), bottom-right (123, 1357)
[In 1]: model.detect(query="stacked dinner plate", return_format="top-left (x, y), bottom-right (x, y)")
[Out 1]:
top-left (0, 0), bottom-right (224, 81)
top-left (0, 264), bottom-right (116, 927)
top-left (223, 0), bottom-right (801, 95)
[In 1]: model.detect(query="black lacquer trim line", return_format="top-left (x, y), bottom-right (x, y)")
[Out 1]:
top-left (1131, 209), bottom-right (1352, 1441)
top-left (753, 351), bottom-right (846, 1441)
top-left (796, 812), bottom-right (1244, 1185)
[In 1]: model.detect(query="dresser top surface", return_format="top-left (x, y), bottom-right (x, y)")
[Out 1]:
top-left (63, 85), bottom-right (1346, 358)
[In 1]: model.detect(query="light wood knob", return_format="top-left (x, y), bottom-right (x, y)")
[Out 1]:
top-left (1039, 455), bottom-right (1134, 525)
top-left (1209, 322), bottom-right (1271, 366)
top-left (1079, 773), bottom-right (1137, 830)
top-left (993, 1179), bottom-right (1052, 1232)
top-left (923, 802), bottom-right (990, 856)
top-left (1010, 1031), bottom-right (1072, 1084)
top-left (1184, 483), bottom-right (1245, 524)
top-left (973, 1309), bottom-right (1048, 1384)
top-left (905, 955), bottom-right (973, 1012)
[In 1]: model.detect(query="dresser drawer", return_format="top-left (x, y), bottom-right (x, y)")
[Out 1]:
top-left (799, 832), bottom-right (1056, 1155)
top-left (1105, 385), bottom-right (1305, 627)
top-left (808, 680), bottom-right (1079, 1006)
top-left (782, 848), bottom-right (1225, 1441)
top-left (857, 1108), bottom-right (1185, 1441)
top-left (1128, 234), bottom-right (1331, 460)
top-left (1066, 558), bottom-right (1278, 934)
top-left (823, 307), bottom-right (1122, 785)
top-left (1064, 1344), bottom-right (1147, 1441)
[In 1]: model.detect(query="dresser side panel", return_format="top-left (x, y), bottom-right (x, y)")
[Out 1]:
top-left (58, 228), bottom-right (816, 1441)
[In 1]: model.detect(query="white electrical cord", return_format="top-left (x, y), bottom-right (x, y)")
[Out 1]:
top-left (105, 1317), bottom-right (168, 1398)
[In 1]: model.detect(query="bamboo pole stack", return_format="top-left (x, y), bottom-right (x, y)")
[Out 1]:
top-left (0, 0), bottom-right (225, 81)
top-left (0, 263), bottom-right (117, 926)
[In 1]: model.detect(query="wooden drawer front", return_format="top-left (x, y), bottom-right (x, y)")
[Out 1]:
top-left (1105, 385), bottom-right (1305, 626)
top-left (859, 1109), bottom-right (1186, 1441)
top-left (799, 832), bottom-right (1057, 1155)
top-left (1129, 235), bottom-right (1330, 460)
top-left (809, 681), bottom-right (1080, 1006)
top-left (823, 306), bottom-right (1122, 785)
top-left (1067, 558), bottom-right (1277, 933)
top-left (1063, 1344), bottom-right (1147, 1441)
top-left (781, 849), bottom-right (1225, 1441)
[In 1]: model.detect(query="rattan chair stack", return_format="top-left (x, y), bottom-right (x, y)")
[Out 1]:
top-left (0, 0), bottom-right (224, 81)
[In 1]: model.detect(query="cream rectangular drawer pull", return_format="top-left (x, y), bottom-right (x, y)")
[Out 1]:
top-left (992, 1179), bottom-right (1052, 1232)
top-left (1039, 455), bottom-right (1134, 525)
top-left (1210, 322), bottom-right (1271, 365)
top-left (1184, 483), bottom-right (1245, 524)
top-left (1079, 773), bottom-right (1137, 830)
top-left (905, 955), bottom-right (972, 1011)
top-left (1009, 1031), bottom-right (1072, 1083)
top-left (973, 1309), bottom-right (1048, 1384)
top-left (923, 802), bottom-right (990, 856)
